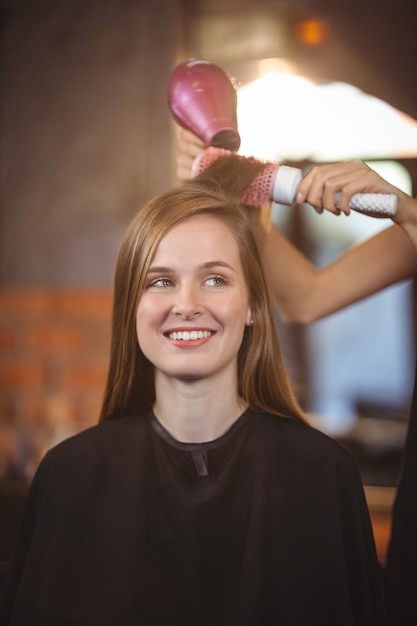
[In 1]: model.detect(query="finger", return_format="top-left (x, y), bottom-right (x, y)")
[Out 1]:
top-left (175, 153), bottom-right (196, 181)
top-left (179, 129), bottom-right (206, 151)
top-left (301, 162), bottom-right (366, 215)
top-left (176, 138), bottom-right (205, 161)
top-left (296, 167), bottom-right (321, 206)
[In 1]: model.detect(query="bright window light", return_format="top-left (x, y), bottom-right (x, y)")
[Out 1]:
top-left (237, 68), bottom-right (417, 162)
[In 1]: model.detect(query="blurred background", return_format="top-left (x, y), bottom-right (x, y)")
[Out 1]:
top-left (1, 0), bottom-right (416, 564)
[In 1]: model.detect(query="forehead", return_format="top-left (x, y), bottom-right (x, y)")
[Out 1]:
top-left (152, 214), bottom-right (241, 263)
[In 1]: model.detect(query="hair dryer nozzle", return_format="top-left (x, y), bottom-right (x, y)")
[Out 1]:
top-left (168, 59), bottom-right (241, 151)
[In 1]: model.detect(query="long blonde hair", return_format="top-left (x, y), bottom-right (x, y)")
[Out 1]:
top-left (99, 155), bottom-right (306, 423)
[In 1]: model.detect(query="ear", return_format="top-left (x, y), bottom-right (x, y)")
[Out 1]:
top-left (245, 307), bottom-right (253, 327)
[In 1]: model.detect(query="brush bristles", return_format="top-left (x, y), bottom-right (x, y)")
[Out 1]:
top-left (192, 147), bottom-right (278, 208)
top-left (242, 162), bottom-right (278, 207)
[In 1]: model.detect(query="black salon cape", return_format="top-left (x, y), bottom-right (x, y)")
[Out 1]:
top-left (385, 362), bottom-right (417, 626)
top-left (0, 409), bottom-right (386, 626)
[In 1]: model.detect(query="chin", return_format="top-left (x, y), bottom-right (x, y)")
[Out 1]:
top-left (175, 371), bottom-right (206, 381)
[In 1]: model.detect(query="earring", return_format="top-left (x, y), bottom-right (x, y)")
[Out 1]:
top-left (250, 319), bottom-right (254, 325)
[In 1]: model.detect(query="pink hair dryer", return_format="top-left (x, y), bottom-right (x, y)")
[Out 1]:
top-left (168, 59), bottom-right (241, 151)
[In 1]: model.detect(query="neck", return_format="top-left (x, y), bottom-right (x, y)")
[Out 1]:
top-left (153, 371), bottom-right (247, 443)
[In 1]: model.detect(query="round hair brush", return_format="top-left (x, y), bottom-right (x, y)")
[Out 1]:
top-left (192, 147), bottom-right (398, 217)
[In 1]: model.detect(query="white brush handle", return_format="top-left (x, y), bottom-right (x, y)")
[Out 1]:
top-left (335, 191), bottom-right (397, 216)
top-left (272, 165), bottom-right (397, 216)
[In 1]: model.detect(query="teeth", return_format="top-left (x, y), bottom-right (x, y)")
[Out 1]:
top-left (169, 330), bottom-right (211, 341)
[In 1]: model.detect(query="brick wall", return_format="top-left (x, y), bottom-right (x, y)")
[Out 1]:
top-left (0, 288), bottom-right (112, 480)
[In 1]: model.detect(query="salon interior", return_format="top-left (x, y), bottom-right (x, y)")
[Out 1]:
top-left (1, 0), bottom-right (416, 568)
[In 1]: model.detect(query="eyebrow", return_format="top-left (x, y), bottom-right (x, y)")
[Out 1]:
top-left (147, 261), bottom-right (237, 274)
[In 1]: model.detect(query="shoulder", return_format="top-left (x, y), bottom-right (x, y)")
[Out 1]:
top-left (19, 414), bottom-right (154, 521)
top-left (39, 413), bottom-right (151, 473)
top-left (245, 409), bottom-right (332, 445)
top-left (244, 410), bottom-right (357, 471)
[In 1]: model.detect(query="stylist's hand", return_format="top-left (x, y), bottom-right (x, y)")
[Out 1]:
top-left (297, 159), bottom-right (417, 249)
top-left (296, 160), bottom-right (410, 220)
top-left (176, 129), bottom-right (206, 181)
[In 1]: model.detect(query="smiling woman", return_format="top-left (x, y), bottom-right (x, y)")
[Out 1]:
top-left (136, 214), bottom-right (253, 438)
top-left (0, 155), bottom-right (386, 625)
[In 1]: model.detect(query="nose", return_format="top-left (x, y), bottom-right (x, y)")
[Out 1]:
top-left (172, 283), bottom-right (203, 320)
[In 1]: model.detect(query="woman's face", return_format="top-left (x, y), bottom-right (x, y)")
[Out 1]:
top-left (136, 214), bottom-right (252, 385)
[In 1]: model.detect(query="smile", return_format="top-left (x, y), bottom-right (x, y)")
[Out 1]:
top-left (168, 330), bottom-right (212, 341)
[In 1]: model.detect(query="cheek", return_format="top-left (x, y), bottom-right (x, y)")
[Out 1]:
top-left (136, 296), bottom-right (168, 346)
top-left (136, 296), bottom-right (163, 324)
top-left (232, 291), bottom-right (251, 320)
top-left (223, 295), bottom-right (251, 330)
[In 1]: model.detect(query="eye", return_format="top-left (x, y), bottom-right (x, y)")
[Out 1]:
top-left (204, 275), bottom-right (227, 287)
top-left (147, 277), bottom-right (174, 288)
